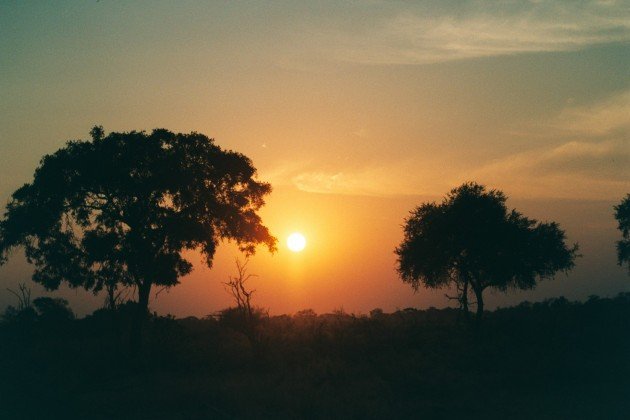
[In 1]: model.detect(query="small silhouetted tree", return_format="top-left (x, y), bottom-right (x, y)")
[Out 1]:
top-left (395, 182), bottom-right (578, 321)
top-left (103, 283), bottom-right (133, 311)
top-left (0, 127), bottom-right (277, 333)
top-left (32, 297), bottom-right (74, 322)
top-left (3, 283), bottom-right (37, 323)
top-left (223, 257), bottom-right (257, 327)
top-left (614, 194), bottom-right (630, 274)
top-left (6, 283), bottom-right (31, 311)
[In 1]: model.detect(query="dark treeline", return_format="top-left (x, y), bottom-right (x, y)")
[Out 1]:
top-left (1, 294), bottom-right (629, 419)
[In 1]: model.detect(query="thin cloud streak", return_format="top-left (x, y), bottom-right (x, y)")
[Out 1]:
top-left (555, 89), bottom-right (630, 135)
top-left (454, 89), bottom-right (630, 199)
top-left (288, 138), bottom-right (628, 200)
top-left (271, 89), bottom-right (629, 200)
top-left (291, 163), bottom-right (449, 197)
top-left (325, 0), bottom-right (630, 64)
top-left (260, 158), bottom-right (453, 197)
top-left (470, 138), bottom-right (629, 199)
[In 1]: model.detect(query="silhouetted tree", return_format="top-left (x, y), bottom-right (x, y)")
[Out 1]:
top-left (103, 283), bottom-right (132, 311)
top-left (369, 308), bottom-right (384, 319)
top-left (223, 257), bottom-right (257, 327)
top-left (294, 308), bottom-right (317, 318)
top-left (6, 283), bottom-right (31, 311)
top-left (0, 127), bottom-right (277, 324)
top-left (2, 283), bottom-right (36, 323)
top-left (32, 297), bottom-right (74, 322)
top-left (614, 194), bottom-right (630, 273)
top-left (395, 182), bottom-right (578, 321)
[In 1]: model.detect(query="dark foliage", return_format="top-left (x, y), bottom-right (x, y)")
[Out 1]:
top-left (3, 296), bottom-right (74, 324)
top-left (614, 194), bottom-right (630, 273)
top-left (32, 297), bottom-right (75, 322)
top-left (396, 182), bottom-right (579, 319)
top-left (1, 295), bottom-right (629, 419)
top-left (0, 127), bottom-right (276, 313)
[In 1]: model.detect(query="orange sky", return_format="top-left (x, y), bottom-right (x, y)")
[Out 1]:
top-left (0, 1), bottom-right (628, 316)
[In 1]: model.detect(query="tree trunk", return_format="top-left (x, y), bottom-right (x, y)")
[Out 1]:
top-left (106, 284), bottom-right (116, 310)
top-left (473, 285), bottom-right (484, 322)
top-left (462, 281), bottom-right (470, 317)
top-left (131, 281), bottom-right (152, 353)
top-left (138, 281), bottom-right (152, 313)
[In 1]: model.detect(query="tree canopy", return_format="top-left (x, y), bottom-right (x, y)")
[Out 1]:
top-left (614, 194), bottom-right (630, 273)
top-left (395, 182), bottom-right (578, 320)
top-left (0, 127), bottom-right (277, 311)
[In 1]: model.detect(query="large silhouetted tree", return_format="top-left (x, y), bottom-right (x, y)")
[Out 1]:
top-left (395, 182), bottom-right (578, 321)
top-left (0, 127), bottom-right (277, 317)
top-left (614, 194), bottom-right (630, 273)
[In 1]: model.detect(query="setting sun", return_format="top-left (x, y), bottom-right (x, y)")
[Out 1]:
top-left (287, 232), bottom-right (306, 252)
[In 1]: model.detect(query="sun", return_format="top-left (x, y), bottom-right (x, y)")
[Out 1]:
top-left (287, 232), bottom-right (306, 252)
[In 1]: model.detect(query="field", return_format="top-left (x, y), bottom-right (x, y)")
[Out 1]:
top-left (1, 295), bottom-right (629, 419)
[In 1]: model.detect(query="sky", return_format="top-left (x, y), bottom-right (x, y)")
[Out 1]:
top-left (0, 0), bottom-right (628, 317)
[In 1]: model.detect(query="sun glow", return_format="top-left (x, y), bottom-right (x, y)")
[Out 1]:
top-left (287, 232), bottom-right (306, 252)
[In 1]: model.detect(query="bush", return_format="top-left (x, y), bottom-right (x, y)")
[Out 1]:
top-left (32, 297), bottom-right (74, 322)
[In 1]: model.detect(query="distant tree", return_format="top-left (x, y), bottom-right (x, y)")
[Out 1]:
top-left (103, 283), bottom-right (132, 311)
top-left (369, 308), bottom-right (384, 318)
top-left (614, 194), bottom-right (630, 273)
top-left (0, 127), bottom-right (277, 322)
top-left (6, 283), bottom-right (31, 312)
top-left (395, 182), bottom-right (578, 321)
top-left (2, 283), bottom-right (36, 323)
top-left (32, 297), bottom-right (74, 322)
top-left (223, 257), bottom-right (257, 327)
top-left (294, 308), bottom-right (317, 318)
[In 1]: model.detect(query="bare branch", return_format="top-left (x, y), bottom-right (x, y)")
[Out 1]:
top-left (6, 283), bottom-right (32, 310)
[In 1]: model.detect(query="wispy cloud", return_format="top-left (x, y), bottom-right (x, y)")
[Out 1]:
top-left (470, 90), bottom-right (630, 199)
top-left (555, 89), bottom-right (630, 135)
top-left (290, 136), bottom-right (628, 200)
top-left (326, 0), bottom-right (630, 64)
top-left (264, 89), bottom-right (629, 200)
top-left (292, 168), bottom-right (419, 196)
top-left (291, 164), bottom-right (445, 197)
top-left (263, 159), bottom-right (453, 197)
top-left (470, 138), bottom-right (628, 198)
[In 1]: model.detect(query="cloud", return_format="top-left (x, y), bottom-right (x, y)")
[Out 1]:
top-left (264, 89), bottom-right (629, 200)
top-left (269, 137), bottom-right (628, 200)
top-left (555, 90), bottom-right (630, 135)
top-left (469, 148), bottom-right (628, 200)
top-left (326, 0), bottom-right (630, 64)
top-left (292, 167), bottom-right (428, 197)
top-left (262, 158), bottom-right (454, 197)
top-left (470, 91), bottom-right (629, 199)
top-left (474, 138), bottom-right (628, 179)
top-left (269, 137), bottom-right (627, 199)
top-left (292, 169), bottom-right (413, 196)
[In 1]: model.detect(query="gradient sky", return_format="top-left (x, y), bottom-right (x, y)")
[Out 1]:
top-left (1, 1), bottom-right (628, 317)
